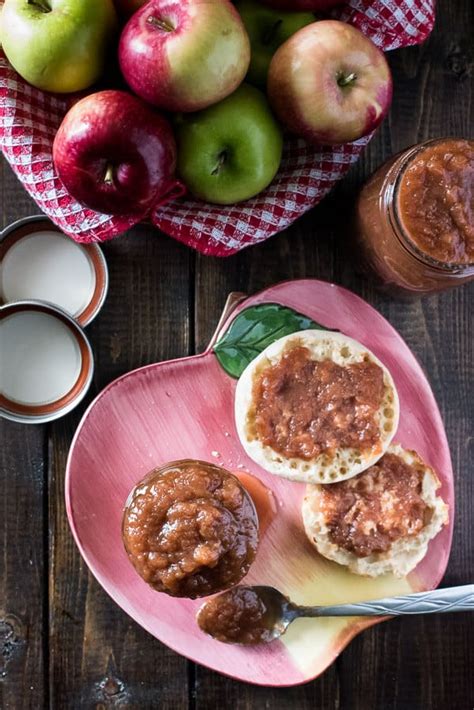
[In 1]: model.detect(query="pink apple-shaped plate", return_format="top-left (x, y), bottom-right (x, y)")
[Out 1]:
top-left (66, 280), bottom-right (454, 687)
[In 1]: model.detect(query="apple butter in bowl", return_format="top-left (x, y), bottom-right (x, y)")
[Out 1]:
top-left (355, 138), bottom-right (474, 295)
top-left (122, 460), bottom-right (259, 598)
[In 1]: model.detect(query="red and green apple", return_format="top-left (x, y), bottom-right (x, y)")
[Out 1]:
top-left (119, 0), bottom-right (251, 112)
top-left (268, 20), bottom-right (393, 145)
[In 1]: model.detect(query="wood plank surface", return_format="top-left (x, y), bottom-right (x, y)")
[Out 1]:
top-left (1, 162), bottom-right (48, 710)
top-left (1, 0), bottom-right (473, 707)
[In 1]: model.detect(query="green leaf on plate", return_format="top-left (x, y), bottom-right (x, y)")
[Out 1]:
top-left (213, 303), bottom-right (329, 378)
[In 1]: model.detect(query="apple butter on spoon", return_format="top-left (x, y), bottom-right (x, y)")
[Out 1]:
top-left (197, 586), bottom-right (285, 644)
top-left (198, 584), bottom-right (474, 645)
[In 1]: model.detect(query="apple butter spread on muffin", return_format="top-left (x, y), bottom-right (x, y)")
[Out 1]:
top-left (302, 444), bottom-right (448, 577)
top-left (252, 346), bottom-right (384, 459)
top-left (235, 330), bottom-right (399, 484)
top-left (122, 460), bottom-right (259, 598)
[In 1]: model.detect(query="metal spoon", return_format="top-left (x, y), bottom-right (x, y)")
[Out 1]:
top-left (198, 584), bottom-right (474, 645)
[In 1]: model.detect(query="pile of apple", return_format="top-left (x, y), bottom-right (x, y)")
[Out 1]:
top-left (1, 0), bottom-right (392, 218)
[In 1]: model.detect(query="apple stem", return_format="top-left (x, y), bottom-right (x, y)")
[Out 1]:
top-left (27, 0), bottom-right (51, 12)
top-left (104, 164), bottom-right (115, 186)
top-left (337, 72), bottom-right (358, 88)
top-left (262, 20), bottom-right (283, 46)
top-left (147, 15), bottom-right (175, 32)
top-left (211, 151), bottom-right (227, 176)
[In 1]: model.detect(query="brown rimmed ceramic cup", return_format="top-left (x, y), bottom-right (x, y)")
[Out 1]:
top-left (0, 215), bottom-right (108, 326)
top-left (0, 300), bottom-right (94, 424)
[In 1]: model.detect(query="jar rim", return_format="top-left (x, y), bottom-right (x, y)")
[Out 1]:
top-left (390, 137), bottom-right (474, 272)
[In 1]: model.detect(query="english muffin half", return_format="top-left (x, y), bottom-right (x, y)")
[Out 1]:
top-left (234, 330), bottom-right (399, 484)
top-left (302, 443), bottom-right (449, 577)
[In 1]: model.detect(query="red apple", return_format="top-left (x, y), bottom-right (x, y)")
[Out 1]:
top-left (262, 0), bottom-right (341, 10)
top-left (118, 0), bottom-right (251, 112)
top-left (267, 20), bottom-right (392, 145)
top-left (53, 90), bottom-right (183, 216)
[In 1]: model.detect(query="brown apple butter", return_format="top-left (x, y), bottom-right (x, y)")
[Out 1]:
top-left (122, 460), bottom-right (259, 598)
top-left (251, 345), bottom-right (385, 460)
top-left (398, 139), bottom-right (474, 264)
top-left (197, 586), bottom-right (275, 644)
top-left (318, 452), bottom-right (429, 557)
top-left (355, 138), bottom-right (474, 295)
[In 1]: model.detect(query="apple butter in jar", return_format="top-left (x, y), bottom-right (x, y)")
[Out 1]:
top-left (122, 460), bottom-right (259, 598)
top-left (354, 138), bottom-right (474, 295)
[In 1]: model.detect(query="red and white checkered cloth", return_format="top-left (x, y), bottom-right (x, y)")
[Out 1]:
top-left (0, 0), bottom-right (434, 256)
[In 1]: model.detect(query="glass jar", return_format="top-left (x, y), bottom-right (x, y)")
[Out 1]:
top-left (354, 138), bottom-right (474, 296)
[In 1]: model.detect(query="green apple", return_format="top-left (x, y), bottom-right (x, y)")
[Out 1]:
top-left (176, 84), bottom-right (283, 205)
top-left (235, 0), bottom-right (315, 87)
top-left (0, 0), bottom-right (117, 93)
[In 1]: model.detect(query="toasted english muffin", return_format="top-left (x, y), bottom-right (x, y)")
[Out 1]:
top-left (234, 330), bottom-right (399, 484)
top-left (302, 443), bottom-right (449, 577)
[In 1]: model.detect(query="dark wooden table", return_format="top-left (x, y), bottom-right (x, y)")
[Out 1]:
top-left (1, 2), bottom-right (473, 707)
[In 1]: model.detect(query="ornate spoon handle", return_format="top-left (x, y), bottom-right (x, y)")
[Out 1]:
top-left (296, 584), bottom-right (474, 618)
